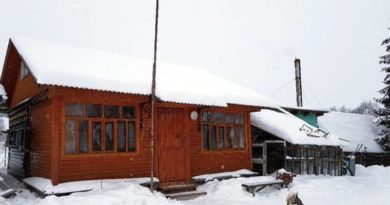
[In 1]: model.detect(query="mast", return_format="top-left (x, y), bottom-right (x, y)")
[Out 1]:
top-left (150, 0), bottom-right (159, 191)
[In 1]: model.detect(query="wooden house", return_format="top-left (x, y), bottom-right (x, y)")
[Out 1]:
top-left (251, 108), bottom-right (343, 176)
top-left (0, 37), bottom-right (275, 186)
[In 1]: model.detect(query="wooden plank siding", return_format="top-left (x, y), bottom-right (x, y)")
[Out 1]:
top-left (30, 99), bottom-right (52, 179)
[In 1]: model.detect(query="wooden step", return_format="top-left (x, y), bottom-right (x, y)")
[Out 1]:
top-left (158, 183), bottom-right (197, 194)
top-left (165, 191), bottom-right (207, 200)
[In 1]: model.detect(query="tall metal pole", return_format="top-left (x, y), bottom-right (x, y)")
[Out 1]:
top-left (150, 0), bottom-right (159, 191)
top-left (294, 58), bottom-right (303, 107)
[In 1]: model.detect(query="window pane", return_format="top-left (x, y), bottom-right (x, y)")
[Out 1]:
top-left (202, 112), bottom-right (213, 122)
top-left (233, 127), bottom-right (239, 148)
top-left (122, 106), bottom-right (135, 119)
top-left (225, 113), bottom-right (234, 123)
top-left (202, 124), bottom-right (210, 150)
top-left (218, 127), bottom-right (224, 149)
top-left (211, 126), bottom-right (217, 150)
top-left (214, 113), bottom-right (224, 123)
top-left (226, 126), bottom-right (233, 149)
top-left (65, 120), bottom-right (76, 153)
top-left (78, 120), bottom-right (88, 153)
top-left (128, 121), bottom-right (136, 151)
top-left (86, 104), bottom-right (102, 118)
top-left (238, 126), bottom-right (245, 149)
top-left (105, 122), bottom-right (114, 151)
top-left (117, 121), bottom-right (126, 152)
top-left (20, 62), bottom-right (29, 80)
top-left (235, 114), bottom-right (244, 124)
top-left (92, 122), bottom-right (102, 151)
top-left (105, 105), bottom-right (119, 118)
top-left (66, 103), bottom-right (84, 117)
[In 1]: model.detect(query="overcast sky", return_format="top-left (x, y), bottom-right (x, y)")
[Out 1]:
top-left (0, 0), bottom-right (389, 108)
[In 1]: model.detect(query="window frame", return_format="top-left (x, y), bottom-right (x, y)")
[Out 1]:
top-left (63, 102), bottom-right (139, 156)
top-left (201, 111), bottom-right (247, 152)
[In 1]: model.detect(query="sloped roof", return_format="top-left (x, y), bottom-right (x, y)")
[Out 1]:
top-left (251, 108), bottom-right (340, 146)
top-left (9, 36), bottom-right (276, 108)
top-left (318, 112), bottom-right (383, 153)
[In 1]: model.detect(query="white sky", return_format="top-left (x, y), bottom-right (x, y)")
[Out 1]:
top-left (0, 0), bottom-right (389, 108)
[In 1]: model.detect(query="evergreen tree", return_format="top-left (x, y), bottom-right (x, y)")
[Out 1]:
top-left (376, 30), bottom-right (390, 151)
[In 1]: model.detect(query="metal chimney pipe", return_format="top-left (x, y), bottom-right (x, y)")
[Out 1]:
top-left (294, 58), bottom-right (303, 107)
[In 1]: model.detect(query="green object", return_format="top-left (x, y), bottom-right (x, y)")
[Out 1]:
top-left (295, 113), bottom-right (319, 127)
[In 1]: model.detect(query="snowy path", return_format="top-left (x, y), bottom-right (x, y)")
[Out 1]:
top-left (2, 165), bottom-right (390, 205)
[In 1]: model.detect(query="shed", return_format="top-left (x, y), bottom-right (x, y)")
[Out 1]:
top-left (251, 108), bottom-right (343, 176)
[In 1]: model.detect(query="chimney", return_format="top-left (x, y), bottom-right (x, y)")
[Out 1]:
top-left (294, 58), bottom-right (303, 107)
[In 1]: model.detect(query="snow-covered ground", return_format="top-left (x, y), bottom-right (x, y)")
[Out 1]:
top-left (2, 165), bottom-right (390, 205)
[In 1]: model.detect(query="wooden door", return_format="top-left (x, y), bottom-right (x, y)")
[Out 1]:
top-left (157, 107), bottom-right (188, 183)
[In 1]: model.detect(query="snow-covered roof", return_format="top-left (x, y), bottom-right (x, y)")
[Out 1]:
top-left (251, 108), bottom-right (340, 146)
top-left (10, 36), bottom-right (276, 108)
top-left (318, 112), bottom-right (383, 153)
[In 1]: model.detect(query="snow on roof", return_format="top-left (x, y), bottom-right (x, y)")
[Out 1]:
top-left (10, 36), bottom-right (276, 108)
top-left (251, 108), bottom-right (340, 146)
top-left (318, 112), bottom-right (383, 153)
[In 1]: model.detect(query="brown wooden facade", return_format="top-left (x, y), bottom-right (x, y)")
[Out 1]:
top-left (1, 41), bottom-right (259, 185)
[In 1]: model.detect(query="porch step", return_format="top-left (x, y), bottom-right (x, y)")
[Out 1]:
top-left (158, 183), bottom-right (197, 194)
top-left (165, 190), bottom-right (207, 200)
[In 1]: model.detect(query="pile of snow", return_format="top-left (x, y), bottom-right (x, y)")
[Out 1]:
top-left (11, 36), bottom-right (276, 108)
top-left (23, 177), bottom-right (159, 195)
top-left (251, 109), bottom-right (340, 146)
top-left (318, 112), bottom-right (383, 153)
top-left (0, 84), bottom-right (6, 97)
top-left (3, 165), bottom-right (390, 205)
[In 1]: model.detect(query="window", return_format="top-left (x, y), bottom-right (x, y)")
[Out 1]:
top-left (19, 61), bottom-right (29, 80)
top-left (66, 104), bottom-right (84, 117)
top-left (65, 103), bottom-right (137, 154)
top-left (92, 122), bottom-right (102, 151)
top-left (105, 105), bottom-right (119, 118)
top-left (128, 121), bottom-right (136, 151)
top-left (105, 122), bottom-right (114, 151)
top-left (201, 111), bottom-right (246, 151)
top-left (78, 120), bottom-right (88, 153)
top-left (117, 121), bottom-right (126, 152)
top-left (87, 104), bottom-right (102, 117)
top-left (65, 120), bottom-right (76, 153)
